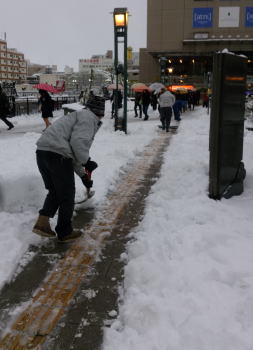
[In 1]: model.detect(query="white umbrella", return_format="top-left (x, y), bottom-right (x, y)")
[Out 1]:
top-left (149, 82), bottom-right (165, 92)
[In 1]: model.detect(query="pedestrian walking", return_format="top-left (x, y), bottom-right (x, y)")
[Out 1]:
top-left (33, 94), bottom-right (105, 242)
top-left (202, 92), bottom-right (209, 108)
top-left (0, 85), bottom-right (14, 130)
top-left (79, 90), bottom-right (85, 104)
top-left (10, 96), bottom-right (16, 117)
top-left (173, 100), bottom-right (182, 121)
top-left (142, 89), bottom-right (151, 120)
top-left (110, 89), bottom-right (123, 118)
top-left (150, 91), bottom-right (158, 111)
top-left (158, 88), bottom-right (175, 132)
top-left (188, 91), bottom-right (195, 111)
top-left (195, 90), bottom-right (200, 106)
top-left (38, 89), bottom-right (54, 129)
top-left (134, 91), bottom-right (142, 118)
top-left (181, 92), bottom-right (188, 112)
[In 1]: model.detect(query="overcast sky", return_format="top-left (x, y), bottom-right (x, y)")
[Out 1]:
top-left (0, 0), bottom-right (147, 71)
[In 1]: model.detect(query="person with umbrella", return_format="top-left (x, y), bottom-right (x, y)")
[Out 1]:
top-left (110, 89), bottom-right (123, 119)
top-left (149, 83), bottom-right (164, 111)
top-left (142, 89), bottom-right (151, 120)
top-left (38, 89), bottom-right (54, 130)
top-left (79, 90), bottom-right (85, 104)
top-left (150, 91), bottom-right (158, 111)
top-left (134, 91), bottom-right (142, 118)
top-left (158, 87), bottom-right (175, 132)
top-left (172, 91), bottom-right (182, 121)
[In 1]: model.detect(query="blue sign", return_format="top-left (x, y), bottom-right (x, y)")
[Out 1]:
top-left (193, 8), bottom-right (213, 28)
top-left (246, 7), bottom-right (253, 27)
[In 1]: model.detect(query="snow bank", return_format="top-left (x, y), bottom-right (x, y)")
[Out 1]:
top-left (103, 108), bottom-right (253, 350)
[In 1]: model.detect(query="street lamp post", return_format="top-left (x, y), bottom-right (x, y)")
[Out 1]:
top-left (89, 68), bottom-right (94, 91)
top-left (72, 79), bottom-right (78, 95)
top-left (159, 57), bottom-right (167, 85)
top-left (113, 7), bottom-right (128, 133)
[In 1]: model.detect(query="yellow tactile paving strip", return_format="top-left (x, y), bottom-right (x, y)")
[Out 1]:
top-left (0, 134), bottom-right (170, 349)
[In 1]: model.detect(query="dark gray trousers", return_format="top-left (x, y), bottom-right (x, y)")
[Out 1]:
top-left (36, 150), bottom-right (75, 238)
top-left (0, 115), bottom-right (14, 128)
top-left (160, 107), bottom-right (172, 131)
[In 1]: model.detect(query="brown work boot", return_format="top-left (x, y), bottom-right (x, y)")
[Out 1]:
top-left (32, 215), bottom-right (56, 238)
top-left (57, 230), bottom-right (83, 243)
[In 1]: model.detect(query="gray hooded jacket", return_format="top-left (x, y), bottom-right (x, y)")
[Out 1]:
top-left (36, 108), bottom-right (101, 177)
top-left (158, 91), bottom-right (175, 108)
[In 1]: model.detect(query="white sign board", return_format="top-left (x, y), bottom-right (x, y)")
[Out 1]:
top-left (219, 7), bottom-right (240, 27)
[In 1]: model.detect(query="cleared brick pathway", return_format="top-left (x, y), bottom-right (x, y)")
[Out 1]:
top-left (0, 132), bottom-right (173, 349)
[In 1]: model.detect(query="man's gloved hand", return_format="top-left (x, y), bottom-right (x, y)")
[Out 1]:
top-left (84, 159), bottom-right (98, 173)
top-left (81, 174), bottom-right (93, 189)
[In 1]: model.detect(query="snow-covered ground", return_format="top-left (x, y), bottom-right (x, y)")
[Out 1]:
top-left (103, 108), bottom-right (253, 349)
top-left (0, 102), bottom-right (164, 290)
top-left (1, 102), bottom-right (253, 349)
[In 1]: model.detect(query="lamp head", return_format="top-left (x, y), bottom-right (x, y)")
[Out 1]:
top-left (114, 8), bottom-right (128, 27)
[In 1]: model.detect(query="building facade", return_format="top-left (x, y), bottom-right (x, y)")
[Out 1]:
top-left (127, 51), bottom-right (140, 83)
top-left (140, 0), bottom-right (253, 86)
top-left (79, 51), bottom-right (113, 73)
top-left (0, 39), bottom-right (27, 83)
top-left (39, 73), bottom-right (65, 86)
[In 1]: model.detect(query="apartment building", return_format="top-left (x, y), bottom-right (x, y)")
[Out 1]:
top-left (0, 39), bottom-right (27, 83)
top-left (140, 0), bottom-right (253, 84)
top-left (79, 51), bottom-right (113, 73)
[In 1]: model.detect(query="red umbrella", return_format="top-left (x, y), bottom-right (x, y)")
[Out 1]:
top-left (107, 83), bottom-right (123, 90)
top-left (33, 83), bottom-right (58, 94)
top-left (131, 83), bottom-right (151, 92)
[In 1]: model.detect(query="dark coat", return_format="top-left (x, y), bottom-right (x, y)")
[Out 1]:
top-left (111, 90), bottom-right (123, 109)
top-left (142, 90), bottom-right (151, 106)
top-left (134, 92), bottom-right (142, 104)
top-left (0, 91), bottom-right (10, 116)
top-left (39, 94), bottom-right (54, 118)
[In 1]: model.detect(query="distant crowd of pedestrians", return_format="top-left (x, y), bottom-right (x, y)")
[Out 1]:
top-left (129, 86), bottom-right (205, 132)
top-left (107, 84), bottom-right (209, 133)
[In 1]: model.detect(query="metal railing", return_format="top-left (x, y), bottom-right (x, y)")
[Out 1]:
top-left (8, 96), bottom-right (78, 117)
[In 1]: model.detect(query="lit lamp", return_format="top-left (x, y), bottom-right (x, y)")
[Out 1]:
top-left (114, 11), bottom-right (128, 27)
top-left (168, 67), bottom-right (173, 86)
top-left (113, 8), bottom-right (128, 133)
top-left (192, 59), bottom-right (195, 75)
top-left (72, 79), bottom-right (78, 91)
